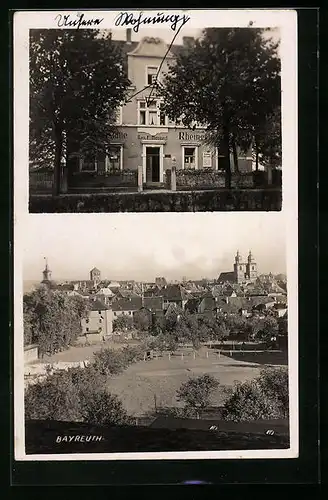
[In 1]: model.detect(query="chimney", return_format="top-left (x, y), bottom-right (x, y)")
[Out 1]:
top-left (126, 28), bottom-right (132, 44)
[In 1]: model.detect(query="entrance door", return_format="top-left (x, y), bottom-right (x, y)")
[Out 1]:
top-left (146, 147), bottom-right (160, 183)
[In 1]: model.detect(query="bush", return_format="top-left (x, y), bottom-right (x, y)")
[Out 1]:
top-left (29, 189), bottom-right (282, 213)
top-left (25, 365), bottom-right (131, 426)
top-left (222, 366), bottom-right (289, 422)
top-left (176, 374), bottom-right (220, 418)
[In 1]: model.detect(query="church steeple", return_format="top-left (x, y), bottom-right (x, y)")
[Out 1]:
top-left (42, 257), bottom-right (52, 282)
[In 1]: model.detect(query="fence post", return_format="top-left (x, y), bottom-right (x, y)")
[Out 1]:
top-left (168, 353), bottom-right (171, 361)
top-left (193, 351), bottom-right (196, 360)
top-left (138, 165), bottom-right (143, 192)
top-left (181, 352), bottom-right (184, 360)
top-left (267, 165), bottom-right (273, 185)
top-left (171, 165), bottom-right (176, 191)
top-left (218, 350), bottom-right (220, 359)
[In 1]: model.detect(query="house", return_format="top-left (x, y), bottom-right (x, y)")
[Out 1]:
top-left (161, 284), bottom-right (191, 310)
top-left (67, 31), bottom-right (252, 191)
top-left (81, 298), bottom-right (113, 341)
top-left (111, 297), bottom-right (143, 318)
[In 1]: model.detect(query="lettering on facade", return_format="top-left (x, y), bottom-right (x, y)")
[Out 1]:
top-left (111, 131), bottom-right (128, 140)
top-left (114, 12), bottom-right (190, 33)
top-left (179, 132), bottom-right (206, 142)
top-left (138, 134), bottom-right (167, 141)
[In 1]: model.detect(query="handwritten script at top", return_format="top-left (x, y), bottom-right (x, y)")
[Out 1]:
top-left (114, 11), bottom-right (190, 33)
top-left (55, 13), bottom-right (104, 29)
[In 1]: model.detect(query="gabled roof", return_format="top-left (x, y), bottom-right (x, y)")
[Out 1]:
top-left (89, 298), bottom-right (108, 311)
top-left (165, 302), bottom-right (184, 317)
top-left (161, 284), bottom-right (190, 301)
top-left (218, 272), bottom-right (235, 283)
top-left (111, 297), bottom-right (143, 312)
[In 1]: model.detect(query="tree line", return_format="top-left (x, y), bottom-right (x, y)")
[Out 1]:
top-left (115, 307), bottom-right (285, 352)
top-left (30, 27), bottom-right (281, 193)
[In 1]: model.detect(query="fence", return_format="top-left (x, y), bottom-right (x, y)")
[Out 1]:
top-left (29, 171), bottom-right (53, 193)
top-left (68, 170), bottom-right (138, 191)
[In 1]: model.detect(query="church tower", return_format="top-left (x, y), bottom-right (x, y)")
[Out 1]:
top-left (246, 251), bottom-right (257, 282)
top-left (233, 250), bottom-right (246, 284)
top-left (42, 257), bottom-right (52, 283)
top-left (90, 267), bottom-right (101, 286)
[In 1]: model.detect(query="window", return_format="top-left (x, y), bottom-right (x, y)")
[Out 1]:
top-left (80, 153), bottom-right (97, 172)
top-left (106, 146), bottom-right (122, 173)
top-left (114, 312), bottom-right (117, 316)
top-left (138, 100), bottom-right (167, 126)
top-left (98, 311), bottom-right (102, 314)
top-left (240, 266), bottom-right (242, 270)
top-left (86, 319), bottom-right (89, 324)
top-left (183, 147), bottom-right (197, 169)
top-left (147, 66), bottom-right (158, 85)
top-left (99, 319), bottom-right (102, 323)
top-left (86, 328), bottom-right (89, 332)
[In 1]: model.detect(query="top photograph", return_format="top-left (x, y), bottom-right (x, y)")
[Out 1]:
top-left (15, 10), bottom-right (296, 213)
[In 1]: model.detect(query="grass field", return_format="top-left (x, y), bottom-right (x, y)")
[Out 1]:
top-left (39, 342), bottom-right (286, 418)
top-left (106, 349), bottom-right (262, 417)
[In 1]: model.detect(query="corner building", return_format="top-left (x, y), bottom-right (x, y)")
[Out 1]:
top-left (75, 31), bottom-right (252, 187)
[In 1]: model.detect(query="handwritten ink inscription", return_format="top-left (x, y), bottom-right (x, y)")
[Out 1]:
top-left (55, 13), bottom-right (104, 29)
top-left (115, 11), bottom-right (190, 33)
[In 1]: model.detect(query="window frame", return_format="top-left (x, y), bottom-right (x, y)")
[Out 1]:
top-left (137, 99), bottom-right (168, 127)
top-left (105, 145), bottom-right (124, 173)
top-left (182, 145), bottom-right (198, 170)
top-left (146, 65), bottom-right (159, 86)
top-left (79, 156), bottom-right (97, 173)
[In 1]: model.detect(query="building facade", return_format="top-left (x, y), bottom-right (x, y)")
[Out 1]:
top-left (69, 32), bottom-right (252, 188)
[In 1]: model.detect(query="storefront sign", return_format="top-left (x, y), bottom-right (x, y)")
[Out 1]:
top-left (138, 134), bottom-right (167, 141)
top-left (179, 131), bottom-right (206, 142)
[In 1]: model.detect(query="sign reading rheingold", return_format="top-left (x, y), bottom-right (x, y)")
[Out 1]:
top-left (179, 131), bottom-right (206, 142)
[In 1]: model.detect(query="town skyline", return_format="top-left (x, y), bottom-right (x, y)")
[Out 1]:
top-left (23, 213), bottom-right (286, 283)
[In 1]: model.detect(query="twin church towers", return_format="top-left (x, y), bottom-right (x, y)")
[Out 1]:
top-left (233, 250), bottom-right (258, 284)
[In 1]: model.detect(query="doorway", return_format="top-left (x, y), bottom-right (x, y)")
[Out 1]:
top-left (145, 147), bottom-right (160, 183)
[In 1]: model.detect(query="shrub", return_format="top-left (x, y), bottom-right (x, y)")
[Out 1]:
top-left (25, 365), bottom-right (131, 426)
top-left (222, 366), bottom-right (289, 422)
top-left (176, 374), bottom-right (220, 418)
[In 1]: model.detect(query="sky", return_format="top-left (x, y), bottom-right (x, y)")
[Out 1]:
top-left (108, 26), bottom-right (280, 48)
top-left (22, 212), bottom-right (286, 283)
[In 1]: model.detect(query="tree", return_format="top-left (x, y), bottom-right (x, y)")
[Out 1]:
top-left (23, 285), bottom-right (88, 356)
top-left (160, 28), bottom-right (280, 187)
top-left (222, 366), bottom-right (288, 422)
top-left (113, 315), bottom-right (133, 332)
top-left (30, 29), bottom-right (130, 194)
top-left (176, 374), bottom-right (220, 418)
top-left (254, 316), bottom-right (279, 344)
top-left (133, 309), bottom-right (151, 332)
top-left (92, 347), bottom-right (128, 376)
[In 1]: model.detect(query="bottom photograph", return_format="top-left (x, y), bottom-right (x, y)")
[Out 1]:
top-left (16, 212), bottom-right (295, 459)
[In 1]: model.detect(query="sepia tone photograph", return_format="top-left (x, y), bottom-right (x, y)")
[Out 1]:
top-left (18, 10), bottom-right (288, 213)
top-left (14, 212), bottom-right (297, 459)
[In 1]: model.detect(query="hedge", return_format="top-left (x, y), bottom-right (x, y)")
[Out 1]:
top-left (29, 189), bottom-right (282, 213)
